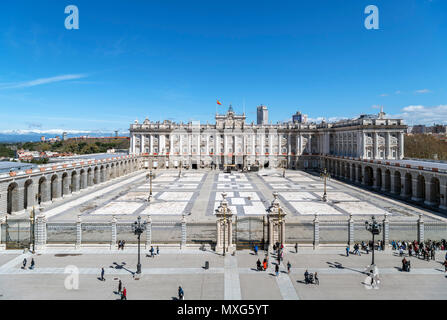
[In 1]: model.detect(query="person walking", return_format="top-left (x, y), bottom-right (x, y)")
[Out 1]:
top-left (256, 259), bottom-right (262, 271)
top-left (345, 246), bottom-right (350, 257)
top-left (314, 272), bottom-right (319, 285)
top-left (150, 246), bottom-right (154, 258)
top-left (178, 286), bottom-right (184, 300)
top-left (443, 259), bottom-right (447, 273)
top-left (122, 240), bottom-right (125, 250)
top-left (156, 246), bottom-right (159, 256)
top-left (100, 267), bottom-right (105, 281)
top-left (118, 280), bottom-right (122, 294)
top-left (121, 287), bottom-right (127, 300)
top-left (254, 244), bottom-right (258, 255)
top-left (295, 243), bottom-right (298, 253)
top-left (287, 261), bottom-right (291, 274)
top-left (30, 258), bottom-right (35, 270)
top-left (22, 258), bottom-right (27, 269)
top-left (263, 259), bottom-right (267, 271)
top-left (275, 264), bottom-right (279, 277)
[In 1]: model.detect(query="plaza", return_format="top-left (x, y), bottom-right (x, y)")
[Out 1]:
top-left (0, 247), bottom-right (446, 300)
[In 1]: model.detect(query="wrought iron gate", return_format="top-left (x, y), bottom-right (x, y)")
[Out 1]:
top-left (5, 218), bottom-right (31, 250)
top-left (235, 216), bottom-right (266, 250)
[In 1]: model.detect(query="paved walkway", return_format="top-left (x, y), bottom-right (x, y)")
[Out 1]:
top-left (224, 255), bottom-right (242, 300)
top-left (42, 172), bottom-right (147, 219)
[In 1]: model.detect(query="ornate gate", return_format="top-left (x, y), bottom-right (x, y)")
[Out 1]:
top-left (235, 216), bottom-right (266, 250)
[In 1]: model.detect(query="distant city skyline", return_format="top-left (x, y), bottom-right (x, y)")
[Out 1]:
top-left (0, 0), bottom-right (446, 133)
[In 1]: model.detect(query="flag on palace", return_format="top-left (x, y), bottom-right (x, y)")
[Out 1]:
top-left (217, 100), bottom-right (222, 105)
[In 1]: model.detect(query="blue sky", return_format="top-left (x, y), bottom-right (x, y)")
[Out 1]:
top-left (0, 0), bottom-right (446, 134)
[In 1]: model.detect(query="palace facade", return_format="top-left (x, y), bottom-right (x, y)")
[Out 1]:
top-left (129, 106), bottom-right (407, 170)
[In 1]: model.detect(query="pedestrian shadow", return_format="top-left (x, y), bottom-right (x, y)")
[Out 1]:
top-left (338, 254), bottom-right (348, 257)
top-left (296, 280), bottom-right (307, 284)
top-left (171, 297), bottom-right (179, 301)
top-left (112, 262), bottom-right (135, 276)
top-left (394, 266), bottom-right (403, 272)
top-left (327, 261), bottom-right (368, 275)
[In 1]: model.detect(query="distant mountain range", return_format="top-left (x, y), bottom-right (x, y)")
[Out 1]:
top-left (0, 130), bottom-right (129, 143)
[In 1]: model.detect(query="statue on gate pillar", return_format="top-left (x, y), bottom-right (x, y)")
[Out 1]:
top-left (267, 192), bottom-right (286, 251)
top-left (215, 192), bottom-right (235, 255)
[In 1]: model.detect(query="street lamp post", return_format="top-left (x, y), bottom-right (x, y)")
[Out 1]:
top-left (365, 216), bottom-right (382, 266)
top-left (278, 206), bottom-right (283, 247)
top-left (132, 216), bottom-right (147, 274)
top-left (30, 206), bottom-right (36, 253)
top-left (320, 168), bottom-right (330, 202)
top-left (178, 160), bottom-right (182, 178)
top-left (147, 170), bottom-right (155, 202)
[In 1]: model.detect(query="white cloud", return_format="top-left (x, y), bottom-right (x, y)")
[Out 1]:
top-left (0, 74), bottom-right (87, 90)
top-left (0, 129), bottom-right (93, 135)
top-left (414, 89), bottom-right (431, 94)
top-left (392, 105), bottom-right (447, 125)
top-left (380, 93), bottom-right (388, 97)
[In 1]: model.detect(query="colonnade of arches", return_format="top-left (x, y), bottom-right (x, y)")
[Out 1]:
top-left (325, 158), bottom-right (446, 210)
top-left (4, 158), bottom-right (139, 215)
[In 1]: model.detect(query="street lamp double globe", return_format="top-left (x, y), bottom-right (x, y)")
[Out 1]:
top-left (132, 216), bottom-right (147, 274)
top-left (365, 216), bottom-right (382, 266)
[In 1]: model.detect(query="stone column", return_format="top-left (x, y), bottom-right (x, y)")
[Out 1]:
top-left (313, 214), bottom-right (319, 249)
top-left (348, 214), bottom-right (354, 247)
top-left (411, 178), bottom-right (423, 201)
top-left (424, 179), bottom-right (435, 206)
top-left (417, 214), bottom-right (424, 243)
top-left (35, 214), bottom-right (47, 250)
top-left (400, 175), bottom-right (407, 198)
top-left (72, 174), bottom-right (80, 193)
top-left (399, 132), bottom-right (404, 159)
top-left (181, 214), bottom-right (187, 249)
top-left (88, 170), bottom-right (94, 187)
top-left (145, 216), bottom-right (152, 249)
top-left (94, 169), bottom-right (100, 185)
top-left (76, 215), bottom-right (82, 249)
top-left (373, 168), bottom-right (380, 189)
top-left (380, 170), bottom-right (387, 192)
top-left (215, 192), bottom-right (235, 254)
top-left (111, 216), bottom-right (117, 249)
top-left (382, 212), bottom-right (389, 250)
top-left (390, 172), bottom-right (397, 194)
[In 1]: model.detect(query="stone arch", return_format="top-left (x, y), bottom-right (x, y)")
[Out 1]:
top-left (351, 163), bottom-right (356, 182)
top-left (100, 165), bottom-right (105, 183)
top-left (61, 172), bottom-right (69, 197)
top-left (416, 174), bottom-right (425, 201)
top-left (376, 168), bottom-right (382, 190)
top-left (71, 170), bottom-right (78, 193)
top-left (50, 174), bottom-right (59, 201)
top-left (384, 169), bottom-right (391, 192)
top-left (24, 179), bottom-right (33, 210)
top-left (87, 168), bottom-right (93, 187)
top-left (393, 171), bottom-right (401, 194)
top-left (428, 177), bottom-right (440, 207)
top-left (80, 169), bottom-right (87, 189)
top-left (357, 165), bottom-right (363, 183)
top-left (38, 177), bottom-right (47, 204)
top-left (404, 172), bottom-right (412, 198)
top-left (93, 166), bottom-right (99, 184)
top-left (364, 166), bottom-right (374, 187)
top-left (110, 163), bottom-right (115, 179)
top-left (346, 163), bottom-right (351, 180)
top-left (7, 182), bottom-right (19, 214)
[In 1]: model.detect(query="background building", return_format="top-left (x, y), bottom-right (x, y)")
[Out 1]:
top-left (292, 111), bottom-right (308, 124)
top-left (257, 105), bottom-right (268, 125)
top-left (129, 106), bottom-right (407, 170)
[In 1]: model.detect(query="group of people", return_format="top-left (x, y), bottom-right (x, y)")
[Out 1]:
top-left (118, 240), bottom-right (126, 250)
top-left (22, 258), bottom-right (35, 270)
top-left (347, 241), bottom-right (385, 257)
top-left (304, 269), bottom-right (319, 285)
top-left (149, 246), bottom-right (160, 257)
top-left (392, 239), bottom-right (444, 261)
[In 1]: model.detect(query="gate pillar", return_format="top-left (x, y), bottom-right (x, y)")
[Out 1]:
top-left (267, 192), bottom-right (286, 251)
top-left (215, 192), bottom-right (235, 255)
top-left (0, 217), bottom-right (5, 250)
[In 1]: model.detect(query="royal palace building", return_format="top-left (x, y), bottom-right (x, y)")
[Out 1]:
top-left (129, 106), bottom-right (407, 170)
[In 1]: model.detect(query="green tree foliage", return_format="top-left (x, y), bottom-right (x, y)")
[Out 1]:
top-left (404, 134), bottom-right (447, 160)
top-left (0, 144), bottom-right (14, 157)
